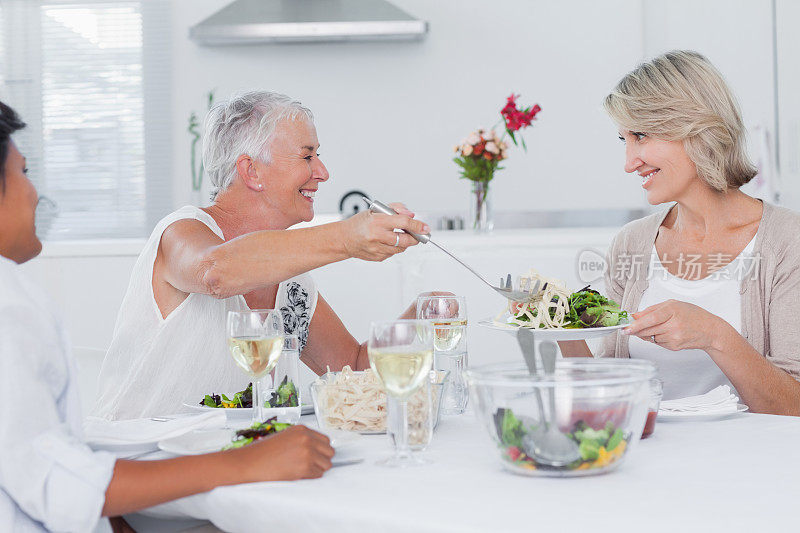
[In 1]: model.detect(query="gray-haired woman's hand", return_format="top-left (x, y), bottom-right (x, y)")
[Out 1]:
top-left (340, 204), bottom-right (430, 262)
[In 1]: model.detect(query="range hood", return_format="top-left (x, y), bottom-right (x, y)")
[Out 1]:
top-left (189, 0), bottom-right (428, 45)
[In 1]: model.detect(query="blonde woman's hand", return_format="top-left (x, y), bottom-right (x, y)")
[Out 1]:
top-left (622, 299), bottom-right (729, 351)
top-left (340, 204), bottom-right (430, 262)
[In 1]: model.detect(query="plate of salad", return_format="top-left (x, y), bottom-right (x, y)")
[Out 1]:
top-left (158, 418), bottom-right (361, 463)
top-left (184, 380), bottom-right (314, 418)
top-left (158, 418), bottom-right (293, 455)
top-left (480, 283), bottom-right (629, 340)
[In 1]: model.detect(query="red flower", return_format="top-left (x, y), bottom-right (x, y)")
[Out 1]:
top-left (501, 94), bottom-right (541, 132)
top-left (473, 141), bottom-right (485, 156)
top-left (501, 94), bottom-right (519, 117)
top-left (505, 114), bottom-right (521, 132)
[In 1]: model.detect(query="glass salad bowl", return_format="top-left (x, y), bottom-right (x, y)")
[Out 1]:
top-left (310, 368), bottom-right (448, 435)
top-left (465, 359), bottom-right (655, 477)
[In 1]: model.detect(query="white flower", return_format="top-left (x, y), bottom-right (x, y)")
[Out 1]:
top-left (483, 129), bottom-right (496, 140)
top-left (485, 141), bottom-right (499, 154)
top-left (462, 144), bottom-right (474, 156)
top-left (466, 132), bottom-right (481, 145)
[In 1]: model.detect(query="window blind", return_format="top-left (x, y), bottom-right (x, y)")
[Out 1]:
top-left (0, 0), bottom-right (172, 240)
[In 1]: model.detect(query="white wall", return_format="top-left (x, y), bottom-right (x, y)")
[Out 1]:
top-left (170, 0), bottom-right (647, 214)
top-left (21, 0), bottom-right (800, 354)
top-left (776, 0), bottom-right (800, 206)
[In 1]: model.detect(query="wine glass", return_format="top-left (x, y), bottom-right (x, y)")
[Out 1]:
top-left (368, 319), bottom-right (434, 467)
top-left (227, 309), bottom-right (285, 424)
top-left (416, 295), bottom-right (469, 414)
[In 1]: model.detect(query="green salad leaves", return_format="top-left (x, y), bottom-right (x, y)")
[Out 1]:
top-left (565, 287), bottom-right (628, 328)
top-left (201, 383), bottom-right (253, 408)
top-left (495, 408), bottom-right (629, 471)
top-left (266, 376), bottom-right (299, 408)
top-left (201, 377), bottom-right (299, 409)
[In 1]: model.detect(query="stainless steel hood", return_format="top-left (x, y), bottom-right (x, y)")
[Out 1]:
top-left (189, 0), bottom-right (428, 45)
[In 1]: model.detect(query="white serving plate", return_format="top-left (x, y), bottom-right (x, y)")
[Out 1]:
top-left (478, 316), bottom-right (629, 341)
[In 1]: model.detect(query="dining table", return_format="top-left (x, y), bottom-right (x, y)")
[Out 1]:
top-left (129, 410), bottom-right (800, 532)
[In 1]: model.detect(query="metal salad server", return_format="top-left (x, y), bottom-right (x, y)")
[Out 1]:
top-left (363, 197), bottom-right (538, 303)
top-left (515, 330), bottom-right (581, 467)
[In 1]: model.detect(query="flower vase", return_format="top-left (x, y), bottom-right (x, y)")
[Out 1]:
top-left (469, 181), bottom-right (493, 232)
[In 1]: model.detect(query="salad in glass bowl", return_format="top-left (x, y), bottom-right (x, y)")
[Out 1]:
top-left (466, 359), bottom-right (655, 477)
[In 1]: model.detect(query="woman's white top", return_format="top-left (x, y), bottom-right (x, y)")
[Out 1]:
top-left (0, 257), bottom-right (116, 533)
top-left (629, 237), bottom-right (756, 400)
top-left (93, 206), bottom-right (318, 420)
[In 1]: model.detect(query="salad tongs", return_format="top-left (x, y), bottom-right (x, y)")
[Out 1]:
top-left (515, 330), bottom-right (581, 467)
top-left (363, 197), bottom-right (538, 303)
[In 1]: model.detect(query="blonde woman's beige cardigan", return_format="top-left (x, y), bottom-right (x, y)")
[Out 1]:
top-left (598, 202), bottom-right (800, 381)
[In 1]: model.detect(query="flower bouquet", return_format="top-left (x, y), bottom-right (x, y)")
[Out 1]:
top-left (454, 94), bottom-right (541, 231)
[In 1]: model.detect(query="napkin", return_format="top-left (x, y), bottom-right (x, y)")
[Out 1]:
top-left (659, 385), bottom-right (740, 414)
top-left (83, 410), bottom-right (227, 447)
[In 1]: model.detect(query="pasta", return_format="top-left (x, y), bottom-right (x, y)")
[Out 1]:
top-left (497, 269), bottom-right (572, 329)
top-left (313, 366), bottom-right (386, 432)
top-left (312, 366), bottom-right (442, 438)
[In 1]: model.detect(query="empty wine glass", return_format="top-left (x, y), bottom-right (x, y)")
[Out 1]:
top-left (368, 319), bottom-right (434, 467)
top-left (227, 309), bottom-right (285, 423)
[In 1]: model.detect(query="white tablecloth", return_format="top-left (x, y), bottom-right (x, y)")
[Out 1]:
top-left (139, 412), bottom-right (800, 532)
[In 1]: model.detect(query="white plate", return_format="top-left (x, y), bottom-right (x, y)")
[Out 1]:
top-left (478, 317), bottom-right (630, 340)
top-left (158, 427), bottom-right (362, 461)
top-left (183, 403), bottom-right (315, 418)
top-left (658, 403), bottom-right (749, 421)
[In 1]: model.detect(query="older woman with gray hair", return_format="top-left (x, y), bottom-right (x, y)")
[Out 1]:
top-left (563, 50), bottom-right (800, 415)
top-left (94, 91), bottom-right (434, 420)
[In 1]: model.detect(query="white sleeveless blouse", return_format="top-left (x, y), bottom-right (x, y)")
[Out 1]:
top-left (92, 206), bottom-right (318, 420)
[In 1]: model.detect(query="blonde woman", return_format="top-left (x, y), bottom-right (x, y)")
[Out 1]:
top-left (564, 51), bottom-right (800, 415)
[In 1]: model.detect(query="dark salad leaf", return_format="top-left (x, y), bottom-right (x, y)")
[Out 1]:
top-left (224, 417), bottom-right (293, 450)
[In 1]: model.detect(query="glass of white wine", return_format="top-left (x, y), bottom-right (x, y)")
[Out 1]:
top-left (227, 309), bottom-right (285, 424)
top-left (368, 319), bottom-right (434, 467)
top-left (417, 295), bottom-right (469, 415)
